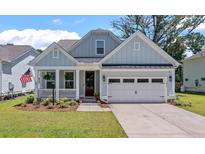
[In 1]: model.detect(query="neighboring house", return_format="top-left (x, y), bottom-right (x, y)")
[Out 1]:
top-left (183, 51), bottom-right (205, 93)
top-left (0, 44), bottom-right (39, 94)
top-left (30, 29), bottom-right (179, 103)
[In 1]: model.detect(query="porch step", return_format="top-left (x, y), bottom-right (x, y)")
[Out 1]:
top-left (81, 97), bottom-right (96, 103)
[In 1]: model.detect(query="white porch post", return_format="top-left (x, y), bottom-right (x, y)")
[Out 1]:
top-left (34, 68), bottom-right (38, 98)
top-left (99, 69), bottom-right (102, 100)
top-left (172, 69), bottom-right (175, 95)
top-left (56, 69), bottom-right (60, 100)
top-left (76, 69), bottom-right (79, 100)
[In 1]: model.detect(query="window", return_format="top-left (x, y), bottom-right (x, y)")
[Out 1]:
top-left (64, 72), bottom-right (75, 89)
top-left (201, 77), bottom-right (205, 81)
top-left (53, 48), bottom-right (59, 58)
top-left (96, 40), bottom-right (105, 55)
top-left (134, 41), bottom-right (140, 51)
top-left (137, 79), bottom-right (149, 83)
top-left (195, 79), bottom-right (199, 87)
top-left (185, 78), bottom-right (189, 81)
top-left (22, 82), bottom-right (26, 88)
top-left (109, 79), bottom-right (120, 83)
top-left (123, 79), bottom-right (135, 83)
top-left (152, 79), bottom-right (163, 83)
top-left (45, 72), bottom-right (55, 89)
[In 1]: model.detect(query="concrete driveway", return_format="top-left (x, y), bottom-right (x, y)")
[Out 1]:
top-left (111, 103), bottom-right (205, 138)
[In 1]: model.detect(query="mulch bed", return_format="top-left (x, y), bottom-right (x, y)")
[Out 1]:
top-left (15, 103), bottom-right (79, 112)
top-left (97, 99), bottom-right (110, 108)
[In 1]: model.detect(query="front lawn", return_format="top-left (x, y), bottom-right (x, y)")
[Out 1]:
top-left (177, 92), bottom-right (205, 116)
top-left (0, 96), bottom-right (127, 138)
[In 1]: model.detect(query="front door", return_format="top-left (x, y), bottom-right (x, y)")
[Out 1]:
top-left (85, 71), bottom-right (95, 96)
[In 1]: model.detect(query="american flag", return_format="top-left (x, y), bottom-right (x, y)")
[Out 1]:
top-left (20, 68), bottom-right (32, 83)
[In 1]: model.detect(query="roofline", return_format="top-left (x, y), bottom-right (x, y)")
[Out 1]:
top-left (99, 31), bottom-right (180, 67)
top-left (102, 63), bottom-right (173, 66)
top-left (30, 42), bottom-right (79, 66)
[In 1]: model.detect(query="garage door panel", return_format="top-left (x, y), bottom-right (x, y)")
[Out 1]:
top-left (108, 78), bottom-right (166, 103)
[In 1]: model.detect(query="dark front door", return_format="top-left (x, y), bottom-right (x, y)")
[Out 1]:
top-left (85, 71), bottom-right (95, 96)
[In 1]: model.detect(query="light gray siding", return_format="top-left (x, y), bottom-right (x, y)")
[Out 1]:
top-left (70, 32), bottom-right (120, 58)
top-left (183, 57), bottom-right (205, 92)
top-left (36, 49), bottom-right (76, 66)
top-left (101, 70), bottom-right (174, 98)
top-left (103, 35), bottom-right (171, 64)
top-left (0, 62), bottom-right (2, 94)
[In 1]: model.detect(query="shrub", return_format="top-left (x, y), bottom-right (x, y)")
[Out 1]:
top-left (58, 98), bottom-right (68, 108)
top-left (43, 98), bottom-right (52, 106)
top-left (47, 104), bottom-right (54, 109)
top-left (68, 99), bottom-right (78, 106)
top-left (25, 96), bottom-right (35, 104)
top-left (21, 103), bottom-right (27, 107)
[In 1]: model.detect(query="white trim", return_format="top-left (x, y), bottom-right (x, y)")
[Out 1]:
top-left (102, 68), bottom-right (174, 72)
top-left (30, 42), bottom-right (79, 66)
top-left (95, 40), bottom-right (105, 55)
top-left (64, 71), bottom-right (75, 89)
top-left (56, 69), bottom-right (59, 100)
top-left (99, 31), bottom-right (180, 67)
top-left (76, 69), bottom-right (79, 100)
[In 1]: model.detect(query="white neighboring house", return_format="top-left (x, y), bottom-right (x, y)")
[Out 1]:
top-left (183, 51), bottom-right (205, 93)
top-left (0, 44), bottom-right (39, 95)
top-left (30, 29), bottom-right (180, 103)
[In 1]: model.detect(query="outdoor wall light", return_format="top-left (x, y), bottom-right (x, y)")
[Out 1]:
top-left (102, 75), bottom-right (106, 82)
top-left (169, 75), bottom-right (172, 82)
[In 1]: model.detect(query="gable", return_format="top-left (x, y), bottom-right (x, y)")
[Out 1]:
top-left (69, 30), bottom-right (121, 58)
top-left (34, 43), bottom-right (77, 66)
top-left (103, 35), bottom-right (170, 65)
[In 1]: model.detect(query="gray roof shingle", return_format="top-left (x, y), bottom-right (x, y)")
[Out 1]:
top-left (0, 44), bottom-right (33, 62)
top-left (58, 39), bottom-right (79, 51)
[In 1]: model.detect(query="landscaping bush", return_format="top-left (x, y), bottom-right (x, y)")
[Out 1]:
top-left (68, 99), bottom-right (78, 106)
top-left (43, 98), bottom-right (52, 106)
top-left (58, 98), bottom-right (68, 108)
top-left (25, 96), bottom-right (35, 104)
top-left (47, 104), bottom-right (54, 109)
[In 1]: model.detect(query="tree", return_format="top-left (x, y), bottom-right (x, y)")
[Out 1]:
top-left (112, 15), bottom-right (205, 58)
top-left (185, 32), bottom-right (205, 54)
top-left (111, 15), bottom-right (205, 82)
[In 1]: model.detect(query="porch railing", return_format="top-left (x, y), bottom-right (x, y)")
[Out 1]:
top-left (38, 89), bottom-right (76, 98)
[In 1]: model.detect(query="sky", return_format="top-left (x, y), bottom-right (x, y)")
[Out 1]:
top-left (0, 15), bottom-right (205, 50)
top-left (0, 15), bottom-right (123, 49)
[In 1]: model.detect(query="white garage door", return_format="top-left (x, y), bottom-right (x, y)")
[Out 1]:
top-left (108, 78), bottom-right (166, 103)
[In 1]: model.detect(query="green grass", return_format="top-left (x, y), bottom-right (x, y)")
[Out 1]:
top-left (177, 92), bottom-right (205, 116)
top-left (0, 96), bottom-right (127, 138)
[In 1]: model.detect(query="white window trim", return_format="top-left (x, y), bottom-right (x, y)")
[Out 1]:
top-left (133, 41), bottom-right (140, 51)
top-left (64, 71), bottom-right (75, 89)
top-left (53, 48), bottom-right (59, 59)
top-left (95, 40), bottom-right (105, 55)
top-left (44, 71), bottom-right (55, 89)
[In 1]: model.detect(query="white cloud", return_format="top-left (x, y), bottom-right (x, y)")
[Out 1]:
top-left (0, 29), bottom-right (81, 49)
top-left (52, 18), bottom-right (63, 25)
top-left (74, 18), bottom-right (86, 24)
top-left (196, 22), bottom-right (205, 30)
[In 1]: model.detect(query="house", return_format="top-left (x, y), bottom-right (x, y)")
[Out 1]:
top-left (183, 51), bottom-right (205, 93)
top-left (0, 44), bottom-right (39, 95)
top-left (30, 29), bottom-right (179, 103)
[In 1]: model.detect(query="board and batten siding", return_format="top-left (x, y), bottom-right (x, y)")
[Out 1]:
top-left (101, 70), bottom-right (174, 99)
top-left (103, 35), bottom-right (171, 64)
top-left (36, 49), bottom-right (76, 66)
top-left (183, 57), bottom-right (205, 92)
top-left (70, 32), bottom-right (120, 58)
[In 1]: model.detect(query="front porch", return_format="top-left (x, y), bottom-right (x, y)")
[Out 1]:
top-left (35, 68), bottom-right (100, 100)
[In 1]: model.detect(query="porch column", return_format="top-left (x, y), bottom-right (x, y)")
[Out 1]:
top-left (99, 69), bottom-right (102, 100)
top-left (76, 69), bottom-right (79, 100)
top-left (172, 69), bottom-right (175, 95)
top-left (56, 69), bottom-right (60, 100)
top-left (34, 68), bottom-right (38, 98)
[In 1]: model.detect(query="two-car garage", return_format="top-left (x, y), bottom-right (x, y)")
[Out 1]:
top-left (107, 77), bottom-right (167, 103)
